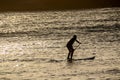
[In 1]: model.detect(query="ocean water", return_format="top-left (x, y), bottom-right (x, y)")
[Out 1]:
top-left (0, 8), bottom-right (120, 80)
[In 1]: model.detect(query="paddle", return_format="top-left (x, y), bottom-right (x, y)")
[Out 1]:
top-left (74, 43), bottom-right (81, 51)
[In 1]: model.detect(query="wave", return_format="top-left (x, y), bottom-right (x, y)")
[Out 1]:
top-left (85, 23), bottom-right (120, 32)
top-left (105, 68), bottom-right (120, 74)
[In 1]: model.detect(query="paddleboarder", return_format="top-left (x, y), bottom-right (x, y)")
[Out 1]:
top-left (66, 35), bottom-right (81, 61)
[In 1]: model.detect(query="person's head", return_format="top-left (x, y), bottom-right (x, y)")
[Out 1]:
top-left (73, 35), bottom-right (77, 39)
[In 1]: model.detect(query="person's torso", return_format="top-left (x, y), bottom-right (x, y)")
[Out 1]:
top-left (67, 38), bottom-right (76, 47)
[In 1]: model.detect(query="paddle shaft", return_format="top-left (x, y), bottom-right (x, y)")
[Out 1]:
top-left (74, 44), bottom-right (80, 51)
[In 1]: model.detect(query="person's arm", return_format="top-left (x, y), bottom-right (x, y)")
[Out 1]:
top-left (76, 40), bottom-right (81, 44)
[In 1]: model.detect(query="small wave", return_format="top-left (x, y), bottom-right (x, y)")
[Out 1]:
top-left (0, 31), bottom-right (40, 37)
top-left (105, 68), bottom-right (120, 74)
top-left (0, 77), bottom-right (11, 80)
top-left (0, 58), bottom-right (66, 63)
top-left (0, 58), bottom-right (48, 63)
top-left (48, 59), bottom-right (64, 63)
top-left (85, 24), bottom-right (120, 32)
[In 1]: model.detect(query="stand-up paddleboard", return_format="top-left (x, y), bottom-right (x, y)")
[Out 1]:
top-left (48, 56), bottom-right (95, 63)
top-left (67, 56), bottom-right (95, 62)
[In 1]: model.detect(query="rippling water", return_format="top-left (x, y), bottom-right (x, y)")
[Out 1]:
top-left (0, 8), bottom-right (120, 80)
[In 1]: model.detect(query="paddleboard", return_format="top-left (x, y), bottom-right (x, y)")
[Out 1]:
top-left (67, 56), bottom-right (95, 62)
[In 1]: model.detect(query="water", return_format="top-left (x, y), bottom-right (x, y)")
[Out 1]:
top-left (0, 8), bottom-right (120, 80)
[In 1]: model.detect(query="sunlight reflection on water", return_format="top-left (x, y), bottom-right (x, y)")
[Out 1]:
top-left (0, 8), bottom-right (120, 80)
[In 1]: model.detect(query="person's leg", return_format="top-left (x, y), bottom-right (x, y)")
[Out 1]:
top-left (67, 47), bottom-right (70, 59)
top-left (67, 52), bottom-right (71, 59)
top-left (67, 46), bottom-right (72, 59)
top-left (70, 49), bottom-right (74, 60)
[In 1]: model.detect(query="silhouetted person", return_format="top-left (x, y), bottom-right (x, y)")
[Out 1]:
top-left (66, 35), bottom-right (81, 61)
